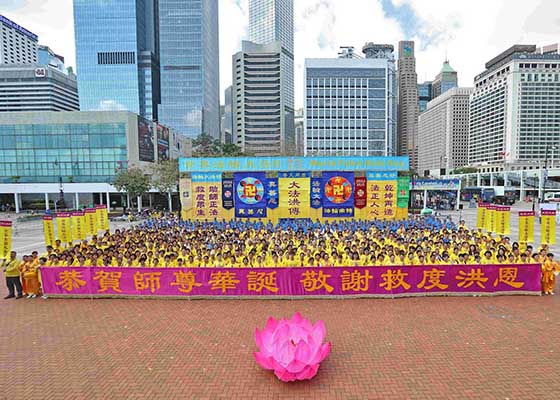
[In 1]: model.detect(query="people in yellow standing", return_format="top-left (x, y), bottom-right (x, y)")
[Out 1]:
top-left (22, 257), bottom-right (41, 298)
top-left (2, 251), bottom-right (23, 299)
top-left (541, 253), bottom-right (559, 295)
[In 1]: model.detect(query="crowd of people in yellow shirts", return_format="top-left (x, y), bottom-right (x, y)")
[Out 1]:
top-left (2, 215), bottom-right (559, 298)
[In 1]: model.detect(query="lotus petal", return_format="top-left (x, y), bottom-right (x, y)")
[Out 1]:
top-left (253, 352), bottom-right (274, 370)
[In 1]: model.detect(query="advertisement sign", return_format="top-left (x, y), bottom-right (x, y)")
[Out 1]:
top-left (322, 172), bottom-right (354, 218)
top-left (156, 125), bottom-right (170, 161)
top-left (234, 172), bottom-right (267, 218)
top-left (138, 117), bottom-right (155, 162)
top-left (411, 179), bottom-right (461, 191)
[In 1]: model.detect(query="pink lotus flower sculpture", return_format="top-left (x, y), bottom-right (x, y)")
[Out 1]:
top-left (254, 312), bottom-right (331, 382)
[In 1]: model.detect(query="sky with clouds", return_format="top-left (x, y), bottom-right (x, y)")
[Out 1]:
top-left (3, 0), bottom-right (559, 108)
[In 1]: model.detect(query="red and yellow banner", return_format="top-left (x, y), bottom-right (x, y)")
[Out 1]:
top-left (96, 205), bottom-right (109, 232)
top-left (192, 183), bottom-right (222, 220)
top-left (485, 205), bottom-right (495, 232)
top-left (354, 177), bottom-right (367, 209)
top-left (43, 216), bottom-right (55, 248)
top-left (72, 211), bottom-right (86, 241)
top-left (279, 177), bottom-right (310, 219)
top-left (541, 210), bottom-right (556, 245)
top-left (0, 220), bottom-right (12, 259)
top-left (518, 211), bottom-right (534, 243)
top-left (56, 212), bottom-right (72, 244)
top-left (494, 206), bottom-right (511, 235)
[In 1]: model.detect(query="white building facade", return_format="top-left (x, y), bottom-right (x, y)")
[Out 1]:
top-left (418, 87), bottom-right (473, 175)
top-left (0, 15), bottom-right (38, 65)
top-left (304, 54), bottom-right (397, 156)
top-left (469, 45), bottom-right (560, 172)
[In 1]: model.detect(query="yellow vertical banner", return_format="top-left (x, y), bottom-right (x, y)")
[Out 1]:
top-left (279, 177), bottom-right (310, 219)
top-left (518, 211), bottom-right (534, 243)
top-left (71, 211), bottom-right (80, 242)
top-left (192, 173), bottom-right (222, 220)
top-left (366, 180), bottom-right (384, 220)
top-left (43, 215), bottom-right (55, 248)
top-left (179, 178), bottom-right (193, 215)
top-left (541, 210), bottom-right (557, 245)
top-left (96, 205), bottom-right (109, 231)
top-left (365, 172), bottom-right (397, 221)
top-left (494, 206), bottom-right (510, 235)
top-left (0, 220), bottom-right (13, 260)
top-left (56, 212), bottom-right (72, 245)
top-left (485, 205), bottom-right (495, 232)
top-left (85, 208), bottom-right (97, 236)
top-left (476, 204), bottom-right (486, 230)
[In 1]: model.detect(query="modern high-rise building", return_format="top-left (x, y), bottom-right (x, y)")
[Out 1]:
top-left (417, 87), bottom-right (473, 175)
top-left (38, 45), bottom-right (65, 72)
top-left (73, 0), bottom-right (160, 121)
top-left (248, 0), bottom-right (295, 151)
top-left (304, 44), bottom-right (397, 157)
top-left (0, 63), bottom-right (79, 112)
top-left (294, 108), bottom-right (304, 156)
top-left (0, 15), bottom-right (38, 65)
top-left (432, 60), bottom-right (458, 98)
top-left (397, 41), bottom-right (419, 169)
top-left (418, 81), bottom-right (433, 112)
top-left (233, 41), bottom-right (284, 155)
top-left (221, 86), bottom-right (233, 144)
top-left (158, 0), bottom-right (220, 139)
top-left (469, 44), bottom-right (560, 171)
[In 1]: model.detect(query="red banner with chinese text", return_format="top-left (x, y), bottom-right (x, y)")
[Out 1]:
top-left (39, 264), bottom-right (541, 298)
top-left (354, 177), bottom-right (367, 209)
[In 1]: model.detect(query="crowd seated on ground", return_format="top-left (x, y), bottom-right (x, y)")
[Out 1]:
top-left (3, 215), bottom-right (559, 298)
top-left (17, 215), bottom-right (560, 268)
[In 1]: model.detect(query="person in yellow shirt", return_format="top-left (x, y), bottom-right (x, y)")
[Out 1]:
top-left (3, 251), bottom-right (23, 299)
top-left (22, 256), bottom-right (41, 298)
top-left (542, 253), bottom-right (559, 295)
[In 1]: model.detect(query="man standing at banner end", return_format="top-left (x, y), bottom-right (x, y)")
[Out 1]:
top-left (2, 251), bottom-right (23, 299)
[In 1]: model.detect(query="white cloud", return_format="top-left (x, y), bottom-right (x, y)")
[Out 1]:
top-left (5, 0), bottom-right (559, 109)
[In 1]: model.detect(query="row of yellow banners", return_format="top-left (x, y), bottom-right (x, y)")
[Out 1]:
top-left (476, 204), bottom-right (556, 245)
top-left (179, 177), bottom-right (408, 222)
top-left (43, 206), bottom-right (110, 247)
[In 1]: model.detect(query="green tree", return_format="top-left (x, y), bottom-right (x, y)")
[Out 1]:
top-left (222, 143), bottom-right (244, 157)
top-left (451, 167), bottom-right (478, 174)
top-left (113, 167), bottom-right (151, 211)
top-left (152, 159), bottom-right (179, 211)
top-left (192, 133), bottom-right (222, 157)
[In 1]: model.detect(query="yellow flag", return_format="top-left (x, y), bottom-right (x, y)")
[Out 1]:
top-left (0, 220), bottom-right (12, 259)
top-left (494, 206), bottom-right (510, 235)
top-left (56, 212), bottom-right (72, 244)
top-left (518, 211), bottom-right (534, 243)
top-left (85, 208), bottom-right (97, 235)
top-left (72, 211), bottom-right (86, 241)
top-left (96, 205), bottom-right (110, 231)
top-left (485, 205), bottom-right (495, 232)
top-left (541, 210), bottom-right (557, 245)
top-left (476, 204), bottom-right (486, 230)
top-left (279, 177), bottom-right (310, 219)
top-left (43, 215), bottom-right (55, 247)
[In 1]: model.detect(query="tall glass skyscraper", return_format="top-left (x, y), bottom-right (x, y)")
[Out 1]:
top-left (73, 0), bottom-right (160, 121)
top-left (158, 0), bottom-right (220, 139)
top-left (249, 0), bottom-right (295, 151)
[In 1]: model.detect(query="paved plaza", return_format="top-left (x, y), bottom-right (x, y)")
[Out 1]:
top-left (0, 205), bottom-right (559, 399)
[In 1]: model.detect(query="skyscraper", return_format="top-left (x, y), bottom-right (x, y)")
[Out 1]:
top-left (397, 41), bottom-right (419, 169)
top-left (432, 60), bottom-right (458, 98)
top-left (73, 0), bottom-right (160, 121)
top-left (418, 81), bottom-right (433, 112)
top-left (304, 44), bottom-right (397, 157)
top-left (233, 41), bottom-right (284, 155)
top-left (469, 44), bottom-right (560, 171)
top-left (0, 15), bottom-right (38, 65)
top-left (158, 0), bottom-right (220, 139)
top-left (248, 0), bottom-right (295, 152)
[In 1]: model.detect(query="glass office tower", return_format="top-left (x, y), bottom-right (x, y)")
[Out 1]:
top-left (249, 0), bottom-right (295, 150)
top-left (73, 0), bottom-right (160, 121)
top-left (158, 0), bottom-right (220, 138)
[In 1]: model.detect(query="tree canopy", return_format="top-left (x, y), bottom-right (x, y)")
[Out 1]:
top-left (113, 167), bottom-right (151, 199)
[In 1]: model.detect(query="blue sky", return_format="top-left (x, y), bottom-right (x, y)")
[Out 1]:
top-left (3, 0), bottom-right (558, 107)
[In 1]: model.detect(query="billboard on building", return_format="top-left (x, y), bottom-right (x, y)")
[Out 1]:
top-left (138, 117), bottom-right (154, 162)
top-left (157, 125), bottom-right (170, 161)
